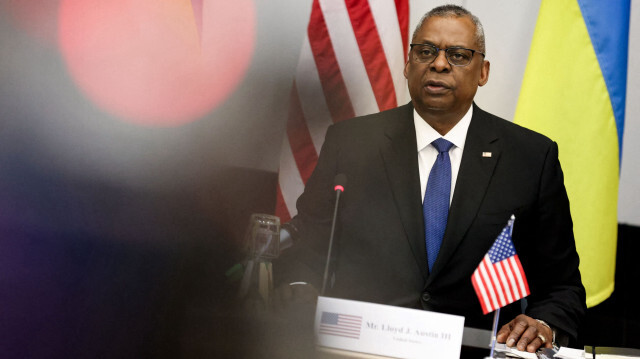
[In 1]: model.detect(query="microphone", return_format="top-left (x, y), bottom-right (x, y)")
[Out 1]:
top-left (321, 174), bottom-right (347, 295)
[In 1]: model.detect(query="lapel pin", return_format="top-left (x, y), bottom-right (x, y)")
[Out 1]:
top-left (482, 152), bottom-right (492, 157)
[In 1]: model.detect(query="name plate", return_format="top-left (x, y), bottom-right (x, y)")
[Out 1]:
top-left (315, 296), bottom-right (465, 359)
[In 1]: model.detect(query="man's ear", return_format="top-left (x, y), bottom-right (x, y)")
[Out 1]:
top-left (404, 59), bottom-right (410, 79)
top-left (478, 60), bottom-right (490, 87)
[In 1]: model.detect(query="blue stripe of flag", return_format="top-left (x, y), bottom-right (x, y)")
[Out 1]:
top-left (578, 0), bottom-right (631, 160)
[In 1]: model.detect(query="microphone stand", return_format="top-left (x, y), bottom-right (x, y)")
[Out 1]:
top-left (321, 175), bottom-right (346, 296)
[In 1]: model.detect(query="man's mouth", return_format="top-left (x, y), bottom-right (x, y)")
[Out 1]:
top-left (425, 80), bottom-right (451, 93)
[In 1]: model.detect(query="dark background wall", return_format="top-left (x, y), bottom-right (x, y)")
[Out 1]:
top-left (580, 224), bottom-right (640, 349)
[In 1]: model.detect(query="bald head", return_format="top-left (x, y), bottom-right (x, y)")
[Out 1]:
top-left (412, 5), bottom-right (486, 53)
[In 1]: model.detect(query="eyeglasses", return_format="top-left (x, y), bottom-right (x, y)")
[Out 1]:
top-left (409, 43), bottom-right (485, 67)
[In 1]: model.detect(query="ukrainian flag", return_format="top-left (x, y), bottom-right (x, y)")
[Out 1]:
top-left (514, 0), bottom-right (630, 307)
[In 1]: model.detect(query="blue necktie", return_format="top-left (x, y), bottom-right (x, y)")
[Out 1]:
top-left (424, 138), bottom-right (454, 272)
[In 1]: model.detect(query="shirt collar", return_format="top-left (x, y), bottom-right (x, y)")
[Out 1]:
top-left (414, 105), bottom-right (473, 152)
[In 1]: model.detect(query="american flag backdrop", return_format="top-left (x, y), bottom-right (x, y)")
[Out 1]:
top-left (471, 216), bottom-right (530, 315)
top-left (275, 0), bottom-right (410, 222)
top-left (319, 311), bottom-right (363, 339)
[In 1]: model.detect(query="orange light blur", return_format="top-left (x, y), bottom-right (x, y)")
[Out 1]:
top-left (58, 0), bottom-right (256, 126)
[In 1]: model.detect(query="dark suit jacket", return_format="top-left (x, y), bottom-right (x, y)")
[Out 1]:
top-left (284, 102), bottom-right (586, 341)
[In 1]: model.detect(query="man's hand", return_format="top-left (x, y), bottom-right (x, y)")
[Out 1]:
top-left (496, 314), bottom-right (553, 353)
top-left (273, 282), bottom-right (319, 314)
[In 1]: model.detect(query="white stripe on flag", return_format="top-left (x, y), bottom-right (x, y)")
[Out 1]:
top-left (318, 0), bottom-right (379, 116)
top-left (368, 0), bottom-right (408, 105)
top-left (296, 37), bottom-right (335, 153)
top-left (502, 258), bottom-right (521, 299)
top-left (486, 259), bottom-right (507, 307)
top-left (472, 266), bottom-right (491, 313)
top-left (495, 261), bottom-right (514, 303)
top-left (478, 259), bottom-right (499, 312)
top-left (276, 0), bottom-right (407, 220)
top-left (278, 136), bottom-right (305, 217)
top-left (509, 256), bottom-right (528, 296)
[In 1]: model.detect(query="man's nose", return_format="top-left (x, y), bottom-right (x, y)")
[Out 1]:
top-left (430, 50), bottom-right (450, 71)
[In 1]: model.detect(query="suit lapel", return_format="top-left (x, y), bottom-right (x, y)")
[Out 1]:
top-left (380, 103), bottom-right (429, 281)
top-left (426, 104), bottom-right (501, 283)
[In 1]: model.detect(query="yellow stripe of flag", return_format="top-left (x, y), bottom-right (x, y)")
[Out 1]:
top-left (514, 0), bottom-right (619, 307)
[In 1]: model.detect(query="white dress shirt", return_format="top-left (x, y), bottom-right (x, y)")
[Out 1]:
top-left (414, 106), bottom-right (473, 204)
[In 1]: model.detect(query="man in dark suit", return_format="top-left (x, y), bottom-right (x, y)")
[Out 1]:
top-left (279, 4), bottom-right (585, 353)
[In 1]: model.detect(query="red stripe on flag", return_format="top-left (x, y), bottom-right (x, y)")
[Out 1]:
top-left (286, 82), bottom-right (319, 183)
top-left (502, 257), bottom-right (521, 298)
top-left (496, 260), bottom-right (516, 302)
top-left (308, 0), bottom-right (355, 123)
top-left (485, 257), bottom-right (507, 307)
top-left (394, 0), bottom-right (409, 55)
top-left (505, 259), bottom-right (522, 298)
top-left (478, 260), bottom-right (498, 312)
top-left (483, 260), bottom-right (503, 309)
top-left (275, 185), bottom-right (292, 222)
top-left (513, 255), bottom-right (530, 295)
top-left (490, 261), bottom-right (510, 306)
top-left (345, 0), bottom-right (397, 111)
top-left (471, 270), bottom-right (490, 314)
top-left (275, 0), bottom-right (408, 219)
top-left (494, 262), bottom-right (507, 299)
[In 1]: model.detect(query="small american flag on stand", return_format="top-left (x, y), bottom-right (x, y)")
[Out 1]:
top-left (319, 311), bottom-right (363, 339)
top-left (471, 215), bottom-right (530, 314)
